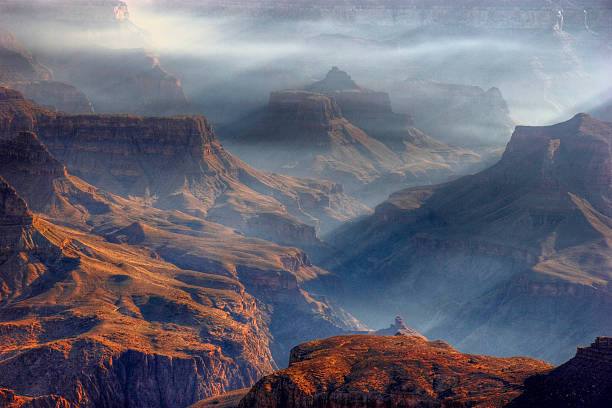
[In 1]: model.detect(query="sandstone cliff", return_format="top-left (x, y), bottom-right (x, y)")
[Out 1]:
top-left (239, 335), bottom-right (552, 408)
top-left (0, 388), bottom-right (74, 408)
top-left (327, 113), bottom-right (612, 363)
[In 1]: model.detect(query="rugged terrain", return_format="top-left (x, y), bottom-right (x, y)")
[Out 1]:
top-left (231, 68), bottom-right (482, 205)
top-left (238, 334), bottom-right (552, 408)
top-left (0, 87), bottom-right (367, 243)
top-left (0, 91), bottom-right (365, 407)
top-left (327, 113), bottom-right (612, 363)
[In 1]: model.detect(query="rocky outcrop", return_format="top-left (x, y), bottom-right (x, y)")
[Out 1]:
top-left (0, 131), bottom-right (110, 224)
top-left (508, 337), bottom-right (612, 408)
top-left (232, 70), bottom-right (483, 206)
top-left (239, 335), bottom-right (552, 408)
top-left (232, 89), bottom-right (401, 204)
top-left (327, 113), bottom-right (612, 363)
top-left (0, 87), bottom-right (366, 245)
top-left (373, 315), bottom-right (427, 339)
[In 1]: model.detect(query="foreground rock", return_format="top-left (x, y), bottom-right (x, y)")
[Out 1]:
top-left (239, 335), bottom-right (552, 408)
top-left (327, 113), bottom-right (612, 363)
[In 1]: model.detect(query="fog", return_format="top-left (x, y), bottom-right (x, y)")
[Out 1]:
top-left (2, 1), bottom-right (609, 132)
top-left (123, 6), bottom-right (611, 129)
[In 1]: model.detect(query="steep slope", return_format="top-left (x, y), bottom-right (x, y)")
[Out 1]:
top-left (232, 69), bottom-right (482, 205)
top-left (0, 87), bottom-right (367, 243)
top-left (508, 336), bottom-right (612, 408)
top-left (0, 129), bottom-right (363, 406)
top-left (327, 113), bottom-right (612, 363)
top-left (239, 335), bottom-right (552, 408)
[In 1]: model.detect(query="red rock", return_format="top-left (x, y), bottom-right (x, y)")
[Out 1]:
top-left (238, 335), bottom-right (552, 408)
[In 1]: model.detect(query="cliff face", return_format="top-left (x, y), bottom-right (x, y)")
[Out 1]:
top-left (327, 113), bottom-right (612, 363)
top-left (0, 125), bottom-right (363, 407)
top-left (508, 337), bottom-right (612, 408)
top-left (232, 69), bottom-right (483, 206)
top-left (0, 87), bottom-right (366, 246)
top-left (239, 335), bottom-right (552, 408)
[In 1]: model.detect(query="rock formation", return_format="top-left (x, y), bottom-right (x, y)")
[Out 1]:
top-left (373, 315), bottom-right (427, 339)
top-left (326, 113), bottom-right (612, 363)
top-left (238, 335), bottom-right (552, 408)
top-left (232, 68), bottom-right (483, 206)
top-left (0, 118), bottom-right (363, 406)
top-left (508, 337), bottom-right (612, 408)
top-left (0, 87), bottom-right (367, 245)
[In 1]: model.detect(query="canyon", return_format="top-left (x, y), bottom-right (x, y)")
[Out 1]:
top-left (0, 90), bottom-right (365, 407)
top-left (0, 87), bottom-right (368, 243)
top-left (0, 1), bottom-right (609, 407)
top-left (230, 68), bottom-right (484, 205)
top-left (326, 113), bottom-right (612, 364)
